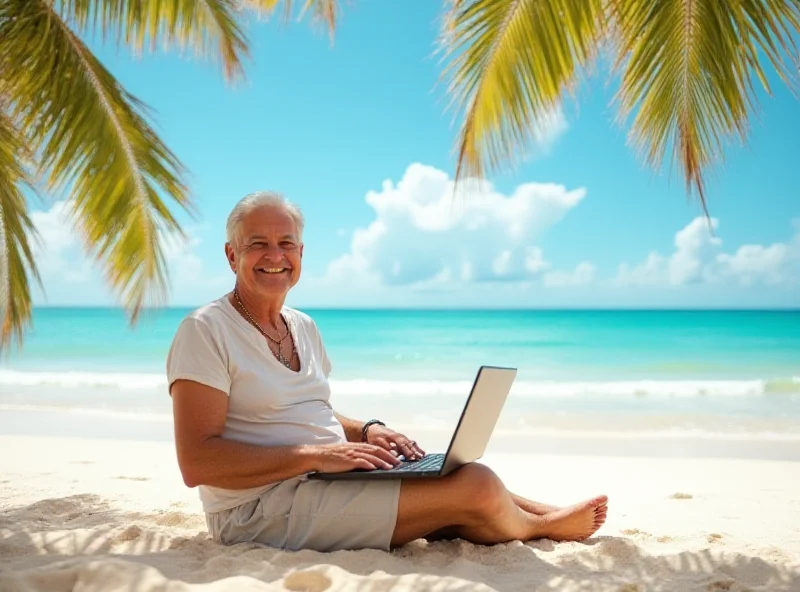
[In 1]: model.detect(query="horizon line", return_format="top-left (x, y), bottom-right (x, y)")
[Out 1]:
top-left (29, 305), bottom-right (800, 312)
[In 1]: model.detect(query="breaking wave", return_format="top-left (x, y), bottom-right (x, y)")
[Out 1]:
top-left (1, 370), bottom-right (798, 398)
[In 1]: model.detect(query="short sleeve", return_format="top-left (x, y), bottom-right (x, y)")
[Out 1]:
top-left (302, 314), bottom-right (332, 378)
top-left (318, 330), bottom-right (333, 378)
top-left (166, 317), bottom-right (231, 395)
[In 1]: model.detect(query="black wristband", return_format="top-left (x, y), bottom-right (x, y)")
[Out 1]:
top-left (361, 419), bottom-right (385, 442)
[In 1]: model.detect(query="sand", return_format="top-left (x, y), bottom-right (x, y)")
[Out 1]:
top-left (1, 434), bottom-right (799, 592)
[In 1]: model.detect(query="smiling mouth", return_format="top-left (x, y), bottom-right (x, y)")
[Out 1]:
top-left (257, 268), bottom-right (289, 274)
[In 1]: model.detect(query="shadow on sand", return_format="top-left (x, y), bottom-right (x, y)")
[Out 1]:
top-left (0, 494), bottom-right (798, 591)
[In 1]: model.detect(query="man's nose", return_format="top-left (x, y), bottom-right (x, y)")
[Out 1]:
top-left (260, 243), bottom-right (284, 260)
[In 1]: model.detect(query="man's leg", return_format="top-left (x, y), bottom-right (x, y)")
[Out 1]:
top-left (424, 500), bottom-right (607, 542)
top-left (424, 493), bottom-right (571, 542)
top-left (391, 463), bottom-right (608, 547)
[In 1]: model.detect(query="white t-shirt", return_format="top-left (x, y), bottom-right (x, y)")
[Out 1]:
top-left (166, 295), bottom-right (346, 513)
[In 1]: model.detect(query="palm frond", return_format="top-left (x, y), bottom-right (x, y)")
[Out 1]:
top-left (440, 0), bottom-right (606, 183)
top-left (0, 0), bottom-right (194, 322)
top-left (611, 0), bottom-right (800, 211)
top-left (59, 0), bottom-right (250, 81)
top-left (247, 0), bottom-right (341, 39)
top-left (0, 110), bottom-right (40, 351)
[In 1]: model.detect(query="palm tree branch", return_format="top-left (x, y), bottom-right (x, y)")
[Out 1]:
top-left (612, 0), bottom-right (800, 211)
top-left (58, 0), bottom-right (250, 82)
top-left (0, 0), bottom-right (193, 320)
top-left (440, 0), bottom-right (606, 184)
top-left (0, 109), bottom-right (40, 350)
top-left (246, 0), bottom-right (341, 38)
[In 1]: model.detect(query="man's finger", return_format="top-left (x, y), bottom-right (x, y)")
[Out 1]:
top-left (407, 440), bottom-right (425, 459)
top-left (379, 438), bottom-right (397, 451)
top-left (398, 435), bottom-right (424, 458)
top-left (367, 444), bottom-right (401, 465)
top-left (394, 438), bottom-right (418, 460)
top-left (355, 452), bottom-right (389, 470)
top-left (361, 452), bottom-right (394, 470)
top-left (353, 458), bottom-right (377, 471)
top-left (375, 437), bottom-right (400, 456)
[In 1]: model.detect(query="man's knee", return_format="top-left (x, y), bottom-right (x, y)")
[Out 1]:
top-left (447, 463), bottom-right (508, 518)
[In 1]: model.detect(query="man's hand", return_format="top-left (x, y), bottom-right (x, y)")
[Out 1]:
top-left (308, 443), bottom-right (402, 473)
top-left (365, 425), bottom-right (426, 461)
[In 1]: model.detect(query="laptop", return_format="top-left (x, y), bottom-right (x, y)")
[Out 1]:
top-left (308, 365), bottom-right (517, 480)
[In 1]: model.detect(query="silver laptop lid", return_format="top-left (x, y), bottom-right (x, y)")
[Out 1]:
top-left (440, 365), bottom-right (517, 475)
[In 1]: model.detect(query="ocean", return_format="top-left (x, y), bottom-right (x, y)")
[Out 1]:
top-left (1, 307), bottom-right (799, 444)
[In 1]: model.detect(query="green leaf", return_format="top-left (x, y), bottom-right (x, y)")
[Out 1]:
top-left (439, 0), bottom-right (606, 183)
top-left (0, 110), bottom-right (40, 351)
top-left (611, 0), bottom-right (800, 212)
top-left (247, 0), bottom-right (342, 39)
top-left (59, 0), bottom-right (250, 82)
top-left (0, 0), bottom-right (193, 322)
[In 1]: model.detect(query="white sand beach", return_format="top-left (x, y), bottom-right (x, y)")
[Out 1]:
top-left (1, 433), bottom-right (799, 591)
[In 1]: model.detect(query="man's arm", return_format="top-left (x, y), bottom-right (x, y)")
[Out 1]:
top-left (334, 412), bottom-right (367, 442)
top-left (171, 380), bottom-right (398, 489)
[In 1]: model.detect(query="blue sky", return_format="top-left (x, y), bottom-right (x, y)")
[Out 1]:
top-left (30, 2), bottom-right (799, 309)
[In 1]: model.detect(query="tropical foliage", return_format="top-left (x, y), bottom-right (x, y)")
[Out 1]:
top-left (440, 0), bottom-right (800, 205)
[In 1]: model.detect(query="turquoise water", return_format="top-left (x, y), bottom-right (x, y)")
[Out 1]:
top-left (3, 307), bottom-right (799, 380)
top-left (1, 307), bottom-right (799, 436)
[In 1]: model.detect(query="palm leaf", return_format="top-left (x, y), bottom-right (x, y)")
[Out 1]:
top-left (611, 0), bottom-right (800, 211)
top-left (0, 110), bottom-right (40, 350)
top-left (0, 0), bottom-right (193, 321)
top-left (247, 0), bottom-right (341, 39)
top-left (440, 0), bottom-right (606, 183)
top-left (59, 0), bottom-right (250, 81)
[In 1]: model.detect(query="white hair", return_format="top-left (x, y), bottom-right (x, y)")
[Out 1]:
top-left (225, 191), bottom-right (305, 246)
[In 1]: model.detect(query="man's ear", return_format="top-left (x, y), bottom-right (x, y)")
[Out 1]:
top-left (224, 242), bottom-right (236, 272)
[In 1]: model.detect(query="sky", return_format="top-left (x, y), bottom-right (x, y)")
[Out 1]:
top-left (28, 2), bottom-right (800, 309)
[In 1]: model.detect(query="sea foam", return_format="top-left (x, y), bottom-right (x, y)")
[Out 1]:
top-left (1, 370), bottom-right (798, 397)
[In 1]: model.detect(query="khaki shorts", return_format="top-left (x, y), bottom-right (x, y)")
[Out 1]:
top-left (205, 476), bottom-right (402, 552)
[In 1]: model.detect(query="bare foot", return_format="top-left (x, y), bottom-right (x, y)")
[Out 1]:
top-left (535, 495), bottom-right (608, 542)
top-left (593, 504), bottom-right (608, 533)
top-left (533, 503), bottom-right (562, 515)
top-left (513, 493), bottom-right (608, 518)
top-left (512, 496), bottom-right (563, 515)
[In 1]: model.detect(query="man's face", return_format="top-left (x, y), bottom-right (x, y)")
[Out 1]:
top-left (225, 205), bottom-right (304, 298)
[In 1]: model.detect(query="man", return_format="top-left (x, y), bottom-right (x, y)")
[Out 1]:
top-left (166, 191), bottom-right (608, 553)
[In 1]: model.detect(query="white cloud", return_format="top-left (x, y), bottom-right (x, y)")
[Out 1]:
top-left (160, 229), bottom-right (226, 291)
top-left (543, 262), bottom-right (596, 287)
top-left (617, 217), bottom-right (799, 287)
top-left (28, 201), bottom-right (226, 304)
top-left (491, 250), bottom-right (513, 276)
top-left (529, 105), bottom-right (569, 154)
top-left (524, 247), bottom-right (550, 273)
top-left (715, 239), bottom-right (796, 286)
top-left (323, 163), bottom-right (586, 288)
top-left (30, 202), bottom-right (92, 283)
top-left (668, 217), bottom-right (722, 284)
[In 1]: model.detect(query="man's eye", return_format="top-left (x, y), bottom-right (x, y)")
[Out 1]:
top-left (281, 241), bottom-right (296, 248)
top-left (250, 242), bottom-right (265, 248)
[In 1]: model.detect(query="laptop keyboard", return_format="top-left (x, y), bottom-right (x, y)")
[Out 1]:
top-left (383, 453), bottom-right (444, 473)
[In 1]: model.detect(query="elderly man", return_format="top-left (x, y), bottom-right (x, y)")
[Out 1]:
top-left (166, 191), bottom-right (608, 552)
